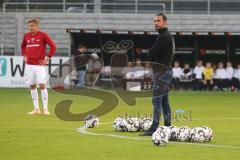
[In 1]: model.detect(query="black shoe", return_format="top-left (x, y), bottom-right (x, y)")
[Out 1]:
top-left (139, 131), bottom-right (154, 136)
top-left (164, 123), bottom-right (171, 127)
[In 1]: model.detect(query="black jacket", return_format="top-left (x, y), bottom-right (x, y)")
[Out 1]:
top-left (147, 28), bottom-right (175, 71)
top-left (72, 50), bottom-right (88, 71)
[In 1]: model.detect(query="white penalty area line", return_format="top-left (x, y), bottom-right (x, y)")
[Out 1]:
top-left (76, 122), bottom-right (240, 150)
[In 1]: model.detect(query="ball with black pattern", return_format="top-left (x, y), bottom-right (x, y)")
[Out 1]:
top-left (139, 117), bottom-right (153, 132)
top-left (169, 125), bottom-right (178, 141)
top-left (176, 126), bottom-right (191, 142)
top-left (152, 129), bottom-right (169, 146)
top-left (113, 117), bottom-right (128, 131)
top-left (84, 114), bottom-right (99, 128)
top-left (201, 126), bottom-right (213, 142)
top-left (190, 127), bottom-right (206, 142)
top-left (125, 117), bottom-right (140, 132)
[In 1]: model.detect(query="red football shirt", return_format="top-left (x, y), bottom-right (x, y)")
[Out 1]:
top-left (21, 31), bottom-right (56, 65)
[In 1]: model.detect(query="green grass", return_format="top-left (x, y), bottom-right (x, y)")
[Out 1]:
top-left (0, 88), bottom-right (240, 160)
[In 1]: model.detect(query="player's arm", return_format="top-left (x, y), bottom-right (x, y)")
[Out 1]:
top-left (40, 33), bottom-right (56, 65)
top-left (45, 33), bottom-right (56, 58)
top-left (21, 34), bottom-right (27, 63)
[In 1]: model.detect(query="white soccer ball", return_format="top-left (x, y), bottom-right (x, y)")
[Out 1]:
top-left (176, 126), bottom-right (191, 141)
top-left (201, 126), bottom-right (213, 142)
top-left (169, 125), bottom-right (178, 141)
top-left (125, 117), bottom-right (140, 132)
top-left (190, 127), bottom-right (206, 142)
top-left (84, 114), bottom-right (99, 128)
top-left (158, 126), bottom-right (171, 139)
top-left (152, 129), bottom-right (169, 146)
top-left (113, 117), bottom-right (127, 131)
top-left (139, 118), bottom-right (153, 131)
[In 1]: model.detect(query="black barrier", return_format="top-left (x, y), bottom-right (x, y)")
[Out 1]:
top-left (174, 35), bottom-right (196, 66)
top-left (197, 35), bottom-right (228, 64)
top-left (229, 36), bottom-right (240, 65)
top-left (70, 32), bottom-right (239, 67)
top-left (71, 33), bottom-right (157, 65)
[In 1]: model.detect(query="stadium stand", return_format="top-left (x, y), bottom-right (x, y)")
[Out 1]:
top-left (0, 0), bottom-right (240, 91)
top-left (1, 12), bottom-right (240, 56)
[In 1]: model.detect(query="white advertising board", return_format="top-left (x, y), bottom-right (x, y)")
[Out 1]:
top-left (0, 56), bottom-right (70, 88)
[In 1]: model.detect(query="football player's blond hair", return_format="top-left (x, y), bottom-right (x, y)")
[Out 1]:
top-left (27, 18), bottom-right (40, 26)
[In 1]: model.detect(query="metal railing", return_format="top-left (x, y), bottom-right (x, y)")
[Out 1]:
top-left (0, 2), bottom-right (165, 55)
top-left (2, 0), bottom-right (240, 14)
top-left (2, 2), bottom-right (165, 14)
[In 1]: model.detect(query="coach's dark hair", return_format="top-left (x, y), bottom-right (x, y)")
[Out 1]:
top-left (155, 13), bottom-right (167, 22)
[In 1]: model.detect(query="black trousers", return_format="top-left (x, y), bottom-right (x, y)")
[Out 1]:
top-left (226, 79), bottom-right (233, 88)
top-left (203, 80), bottom-right (213, 91)
top-left (215, 79), bottom-right (226, 90)
top-left (232, 78), bottom-right (240, 90)
top-left (172, 77), bottom-right (180, 90)
top-left (193, 79), bottom-right (203, 91)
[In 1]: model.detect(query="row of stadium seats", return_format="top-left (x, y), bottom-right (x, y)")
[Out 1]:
top-left (11, 13), bottom-right (240, 32)
top-left (0, 14), bottom-right (16, 55)
top-left (1, 12), bottom-right (240, 56)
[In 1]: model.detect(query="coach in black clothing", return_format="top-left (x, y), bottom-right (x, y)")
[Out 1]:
top-left (140, 13), bottom-right (175, 136)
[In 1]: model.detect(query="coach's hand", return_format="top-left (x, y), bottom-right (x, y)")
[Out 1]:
top-left (39, 57), bottom-right (50, 65)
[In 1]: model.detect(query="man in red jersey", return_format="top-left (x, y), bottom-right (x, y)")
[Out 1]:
top-left (21, 18), bottom-right (56, 115)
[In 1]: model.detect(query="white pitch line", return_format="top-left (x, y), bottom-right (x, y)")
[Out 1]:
top-left (77, 122), bottom-right (240, 149)
top-left (192, 117), bottom-right (240, 121)
top-left (98, 122), bottom-right (113, 125)
top-left (77, 126), bottom-right (149, 141)
top-left (170, 141), bottom-right (240, 149)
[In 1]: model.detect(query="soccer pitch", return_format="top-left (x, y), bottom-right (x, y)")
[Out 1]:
top-left (0, 88), bottom-right (240, 160)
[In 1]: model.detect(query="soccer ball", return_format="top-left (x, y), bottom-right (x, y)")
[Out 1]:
top-left (202, 126), bottom-right (213, 142)
top-left (84, 114), bottom-right (99, 128)
top-left (158, 126), bottom-right (171, 138)
top-left (113, 117), bottom-right (127, 131)
top-left (125, 117), bottom-right (140, 132)
top-left (169, 126), bottom-right (178, 141)
top-left (176, 126), bottom-right (191, 141)
top-left (190, 127), bottom-right (206, 142)
top-left (139, 118), bottom-right (152, 132)
top-left (152, 129), bottom-right (169, 146)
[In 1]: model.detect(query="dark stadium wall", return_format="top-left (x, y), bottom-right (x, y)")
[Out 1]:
top-left (173, 35), bottom-right (196, 67)
top-left (0, 0), bottom-right (4, 9)
top-left (229, 36), bottom-right (240, 66)
top-left (70, 32), bottom-right (240, 67)
top-left (197, 36), bottom-right (227, 65)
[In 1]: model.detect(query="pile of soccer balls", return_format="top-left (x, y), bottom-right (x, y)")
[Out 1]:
top-left (112, 116), bottom-right (153, 132)
top-left (84, 114), bottom-right (99, 128)
top-left (112, 116), bottom-right (213, 146)
top-left (84, 115), bottom-right (214, 146)
top-left (152, 126), bottom-right (213, 146)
